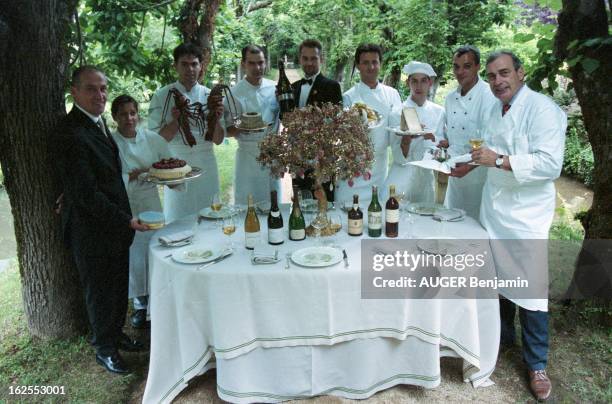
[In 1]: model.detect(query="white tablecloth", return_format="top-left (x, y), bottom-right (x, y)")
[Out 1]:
top-left (143, 207), bottom-right (500, 403)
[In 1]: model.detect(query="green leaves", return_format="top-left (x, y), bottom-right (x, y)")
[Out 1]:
top-left (580, 58), bottom-right (600, 75)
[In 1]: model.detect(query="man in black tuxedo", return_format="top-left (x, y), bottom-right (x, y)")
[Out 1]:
top-left (291, 39), bottom-right (343, 201)
top-left (57, 66), bottom-right (149, 374)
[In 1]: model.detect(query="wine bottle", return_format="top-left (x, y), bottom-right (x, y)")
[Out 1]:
top-left (268, 190), bottom-right (284, 245)
top-left (348, 194), bottom-right (363, 236)
top-left (244, 194), bottom-right (261, 249)
top-left (289, 186), bottom-right (306, 241)
top-left (277, 60), bottom-right (295, 115)
top-left (385, 185), bottom-right (399, 238)
top-left (367, 186), bottom-right (382, 237)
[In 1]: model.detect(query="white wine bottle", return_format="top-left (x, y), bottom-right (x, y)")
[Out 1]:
top-left (244, 194), bottom-right (261, 250)
top-left (268, 190), bottom-right (284, 245)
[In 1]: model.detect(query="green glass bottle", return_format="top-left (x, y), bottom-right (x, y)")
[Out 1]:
top-left (289, 186), bottom-right (306, 241)
top-left (367, 186), bottom-right (382, 237)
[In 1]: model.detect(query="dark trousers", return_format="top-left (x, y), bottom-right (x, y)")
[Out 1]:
top-left (73, 249), bottom-right (129, 356)
top-left (500, 298), bottom-right (549, 371)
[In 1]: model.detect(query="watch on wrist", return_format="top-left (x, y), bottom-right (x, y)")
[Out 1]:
top-left (495, 155), bottom-right (504, 169)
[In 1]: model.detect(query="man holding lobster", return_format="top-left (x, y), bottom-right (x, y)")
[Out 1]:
top-left (148, 43), bottom-right (225, 222)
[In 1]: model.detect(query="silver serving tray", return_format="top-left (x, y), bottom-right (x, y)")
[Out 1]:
top-left (138, 166), bottom-right (203, 186)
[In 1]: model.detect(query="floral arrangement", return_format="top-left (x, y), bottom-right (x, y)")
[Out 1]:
top-left (258, 103), bottom-right (373, 187)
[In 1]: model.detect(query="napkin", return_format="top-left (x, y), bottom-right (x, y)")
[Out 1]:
top-left (408, 153), bottom-right (472, 174)
top-left (251, 245), bottom-right (280, 265)
top-left (159, 230), bottom-right (194, 245)
top-left (433, 208), bottom-right (465, 222)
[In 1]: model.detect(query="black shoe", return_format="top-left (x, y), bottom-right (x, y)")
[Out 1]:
top-left (117, 333), bottom-right (147, 352)
top-left (131, 309), bottom-right (150, 329)
top-left (96, 352), bottom-right (130, 374)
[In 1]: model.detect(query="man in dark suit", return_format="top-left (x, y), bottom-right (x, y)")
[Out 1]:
top-left (57, 66), bottom-right (149, 374)
top-left (291, 39), bottom-right (343, 201)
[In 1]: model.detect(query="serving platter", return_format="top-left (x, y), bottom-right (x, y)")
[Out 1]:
top-left (138, 167), bottom-right (203, 186)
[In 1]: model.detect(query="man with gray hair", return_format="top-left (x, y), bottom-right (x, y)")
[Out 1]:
top-left (471, 50), bottom-right (567, 401)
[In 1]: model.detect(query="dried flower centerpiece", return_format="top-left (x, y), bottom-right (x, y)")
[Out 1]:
top-left (258, 103), bottom-right (374, 236)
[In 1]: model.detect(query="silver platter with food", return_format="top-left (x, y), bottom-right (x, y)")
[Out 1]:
top-left (350, 102), bottom-right (383, 129)
top-left (139, 158), bottom-right (203, 186)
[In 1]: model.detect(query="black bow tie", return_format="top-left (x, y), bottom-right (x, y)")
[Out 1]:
top-left (302, 78), bottom-right (313, 86)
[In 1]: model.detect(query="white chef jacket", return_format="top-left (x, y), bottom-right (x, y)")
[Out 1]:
top-left (338, 81), bottom-right (402, 206)
top-left (112, 127), bottom-right (174, 298)
top-left (148, 81), bottom-right (220, 222)
top-left (480, 85), bottom-right (567, 312)
top-left (442, 77), bottom-right (496, 220)
top-left (384, 97), bottom-right (445, 203)
top-left (226, 78), bottom-right (281, 205)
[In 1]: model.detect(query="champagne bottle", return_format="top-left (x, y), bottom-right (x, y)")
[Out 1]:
top-left (367, 186), bottom-right (382, 237)
top-left (385, 185), bottom-right (399, 238)
top-left (244, 194), bottom-right (261, 249)
top-left (289, 186), bottom-right (306, 241)
top-left (277, 60), bottom-right (295, 115)
top-left (348, 194), bottom-right (363, 236)
top-left (267, 190), bottom-right (284, 245)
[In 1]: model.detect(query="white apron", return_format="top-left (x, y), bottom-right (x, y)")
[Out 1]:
top-left (231, 79), bottom-right (281, 204)
top-left (480, 107), bottom-right (551, 312)
top-left (164, 142), bottom-right (219, 222)
top-left (234, 133), bottom-right (281, 205)
top-left (336, 84), bottom-right (400, 205)
top-left (126, 181), bottom-right (160, 298)
top-left (384, 99), bottom-right (443, 203)
top-left (443, 79), bottom-right (494, 220)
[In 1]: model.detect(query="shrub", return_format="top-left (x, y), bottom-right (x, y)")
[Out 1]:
top-left (563, 115), bottom-right (594, 187)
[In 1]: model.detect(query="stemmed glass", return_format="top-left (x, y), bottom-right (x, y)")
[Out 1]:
top-left (310, 212), bottom-right (328, 246)
top-left (211, 193), bottom-right (223, 227)
top-left (327, 213), bottom-right (342, 246)
top-left (222, 216), bottom-right (236, 249)
top-left (468, 129), bottom-right (484, 165)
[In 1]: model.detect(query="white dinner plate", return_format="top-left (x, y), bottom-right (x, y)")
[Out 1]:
top-left (199, 206), bottom-right (241, 219)
top-left (406, 202), bottom-right (443, 216)
top-left (291, 246), bottom-right (343, 268)
top-left (172, 247), bottom-right (224, 264)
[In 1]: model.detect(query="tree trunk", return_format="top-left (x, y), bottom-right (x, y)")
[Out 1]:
top-left (384, 65), bottom-right (402, 89)
top-left (0, 0), bottom-right (87, 338)
top-left (555, 0), bottom-right (612, 302)
top-left (333, 58), bottom-right (347, 86)
top-left (177, 0), bottom-right (222, 76)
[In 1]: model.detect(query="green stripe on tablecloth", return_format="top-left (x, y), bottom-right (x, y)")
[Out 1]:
top-left (217, 372), bottom-right (440, 400)
top-left (158, 347), bottom-right (213, 403)
top-left (214, 326), bottom-right (479, 360)
top-left (158, 327), bottom-right (480, 403)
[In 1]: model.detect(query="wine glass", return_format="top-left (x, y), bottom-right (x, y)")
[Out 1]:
top-left (327, 214), bottom-right (342, 247)
top-left (211, 193), bottom-right (223, 227)
top-left (310, 212), bottom-right (328, 246)
top-left (222, 216), bottom-right (236, 249)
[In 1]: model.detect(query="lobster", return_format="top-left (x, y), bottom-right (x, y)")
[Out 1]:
top-left (160, 84), bottom-right (239, 146)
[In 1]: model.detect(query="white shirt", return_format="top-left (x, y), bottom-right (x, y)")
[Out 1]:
top-left (392, 97), bottom-right (445, 165)
top-left (111, 127), bottom-right (174, 191)
top-left (147, 81), bottom-right (212, 146)
top-left (299, 71), bottom-right (320, 108)
top-left (226, 77), bottom-right (280, 142)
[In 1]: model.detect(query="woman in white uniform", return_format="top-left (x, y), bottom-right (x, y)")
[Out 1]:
top-left (385, 61), bottom-right (445, 204)
top-left (111, 95), bottom-right (174, 328)
top-left (148, 43), bottom-right (225, 222)
top-left (225, 45), bottom-right (281, 205)
top-left (338, 44), bottom-right (402, 206)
